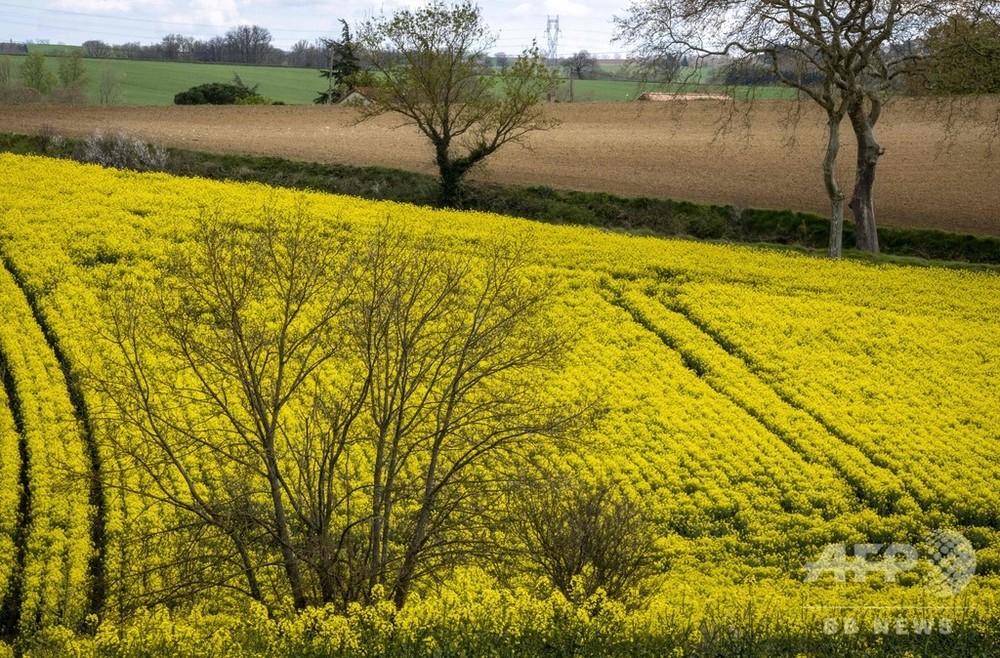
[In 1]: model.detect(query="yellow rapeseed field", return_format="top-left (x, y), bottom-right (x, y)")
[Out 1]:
top-left (0, 153), bottom-right (998, 655)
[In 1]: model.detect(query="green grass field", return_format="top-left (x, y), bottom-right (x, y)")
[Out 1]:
top-left (557, 78), bottom-right (796, 101)
top-left (2, 53), bottom-right (793, 105)
top-left (3, 55), bottom-right (325, 104)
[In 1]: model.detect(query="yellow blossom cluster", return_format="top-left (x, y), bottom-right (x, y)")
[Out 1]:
top-left (0, 258), bottom-right (92, 631)
top-left (0, 153), bottom-right (998, 642)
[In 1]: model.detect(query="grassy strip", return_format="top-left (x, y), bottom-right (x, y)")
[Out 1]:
top-left (2, 131), bottom-right (998, 266)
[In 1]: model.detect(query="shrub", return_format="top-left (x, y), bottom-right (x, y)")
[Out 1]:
top-left (233, 94), bottom-right (272, 106)
top-left (508, 476), bottom-right (659, 602)
top-left (75, 130), bottom-right (167, 171)
top-left (174, 82), bottom-right (263, 105)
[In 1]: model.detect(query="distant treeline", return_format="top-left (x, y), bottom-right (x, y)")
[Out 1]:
top-left (52, 27), bottom-right (335, 68)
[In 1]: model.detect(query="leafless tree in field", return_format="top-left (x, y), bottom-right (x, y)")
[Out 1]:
top-left (98, 66), bottom-right (124, 105)
top-left (94, 206), bottom-right (579, 613)
top-left (352, 1), bottom-right (560, 208)
top-left (615, 0), bottom-right (1000, 257)
top-left (224, 25), bottom-right (273, 64)
top-left (95, 206), bottom-right (355, 611)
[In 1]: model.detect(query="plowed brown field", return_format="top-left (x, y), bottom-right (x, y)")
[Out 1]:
top-left (2, 100), bottom-right (998, 235)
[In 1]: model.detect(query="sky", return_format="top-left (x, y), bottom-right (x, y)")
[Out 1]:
top-left (0, 0), bottom-right (634, 59)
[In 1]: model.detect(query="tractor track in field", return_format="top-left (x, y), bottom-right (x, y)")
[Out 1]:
top-left (0, 251), bottom-right (108, 622)
top-left (604, 279), bottom-right (918, 518)
top-left (664, 297), bottom-right (925, 512)
top-left (0, 349), bottom-right (30, 643)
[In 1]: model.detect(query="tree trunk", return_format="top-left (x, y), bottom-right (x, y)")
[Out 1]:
top-left (823, 112), bottom-right (846, 258)
top-left (391, 438), bottom-right (443, 610)
top-left (436, 142), bottom-right (485, 208)
top-left (263, 442), bottom-right (308, 610)
top-left (437, 162), bottom-right (463, 208)
top-left (848, 100), bottom-right (883, 254)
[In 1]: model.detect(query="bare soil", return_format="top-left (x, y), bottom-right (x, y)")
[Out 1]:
top-left (2, 100), bottom-right (998, 236)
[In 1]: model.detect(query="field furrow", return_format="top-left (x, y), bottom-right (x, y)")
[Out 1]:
top-left (0, 254), bottom-right (108, 617)
top-left (0, 351), bottom-right (28, 640)
top-left (674, 280), bottom-right (1000, 526)
top-left (0, 261), bottom-right (93, 633)
top-left (611, 278), bottom-right (919, 518)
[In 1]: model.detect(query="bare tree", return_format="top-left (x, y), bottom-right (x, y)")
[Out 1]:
top-left (160, 34), bottom-right (195, 61)
top-left (0, 56), bottom-right (11, 87)
top-left (562, 50), bottom-right (600, 80)
top-left (353, 1), bottom-right (560, 207)
top-left (98, 65), bottom-right (123, 105)
top-left (82, 40), bottom-right (111, 58)
top-left (615, 0), bottom-right (999, 257)
top-left (225, 24), bottom-right (273, 64)
top-left (494, 51), bottom-right (510, 72)
top-left (95, 207), bottom-right (354, 610)
top-left (95, 207), bottom-right (578, 612)
top-left (192, 36), bottom-right (227, 63)
top-left (347, 230), bottom-right (576, 609)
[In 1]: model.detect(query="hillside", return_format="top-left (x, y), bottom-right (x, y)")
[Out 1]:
top-left (0, 154), bottom-right (998, 655)
top-left (0, 54), bottom-right (732, 105)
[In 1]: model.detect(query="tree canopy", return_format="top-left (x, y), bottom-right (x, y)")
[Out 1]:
top-left (921, 14), bottom-right (1000, 94)
top-left (353, 1), bottom-right (559, 207)
top-left (615, 0), bottom-right (999, 256)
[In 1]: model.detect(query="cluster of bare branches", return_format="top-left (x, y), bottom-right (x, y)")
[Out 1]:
top-left (92, 206), bottom-right (594, 614)
top-left (615, 0), bottom-right (1000, 257)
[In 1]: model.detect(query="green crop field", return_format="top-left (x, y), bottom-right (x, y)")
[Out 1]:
top-left (557, 78), bottom-right (796, 101)
top-left (0, 53), bottom-right (793, 105)
top-left (2, 55), bottom-right (326, 104)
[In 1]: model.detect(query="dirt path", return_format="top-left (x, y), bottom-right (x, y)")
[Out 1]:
top-left (2, 100), bottom-right (997, 236)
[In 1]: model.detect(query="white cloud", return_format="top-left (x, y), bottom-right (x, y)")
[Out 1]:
top-left (53, 0), bottom-right (139, 11)
top-left (19, 0), bottom-right (628, 55)
top-left (544, 0), bottom-right (592, 18)
top-left (184, 0), bottom-right (241, 30)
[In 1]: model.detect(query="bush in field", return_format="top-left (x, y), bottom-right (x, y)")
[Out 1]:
top-left (174, 81), bottom-right (263, 105)
top-left (75, 131), bottom-right (167, 171)
top-left (18, 52), bottom-right (56, 95)
top-left (509, 476), bottom-right (659, 602)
